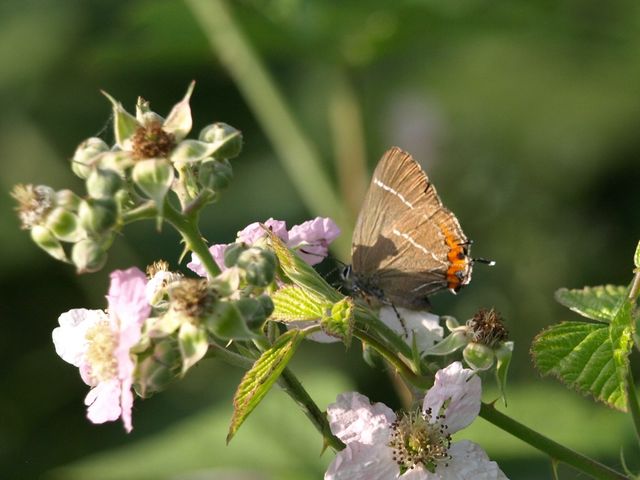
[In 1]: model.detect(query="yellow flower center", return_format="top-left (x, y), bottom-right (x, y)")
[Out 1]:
top-left (85, 319), bottom-right (118, 383)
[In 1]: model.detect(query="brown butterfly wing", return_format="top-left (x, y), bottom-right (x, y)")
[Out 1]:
top-left (351, 146), bottom-right (471, 308)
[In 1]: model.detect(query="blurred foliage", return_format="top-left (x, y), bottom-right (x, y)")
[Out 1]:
top-left (2, 0), bottom-right (640, 478)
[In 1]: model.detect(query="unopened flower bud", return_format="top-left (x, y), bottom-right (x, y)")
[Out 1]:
top-left (78, 198), bottom-right (118, 234)
top-left (72, 138), bottom-right (109, 179)
top-left (198, 158), bottom-right (233, 191)
top-left (132, 159), bottom-right (174, 212)
top-left (55, 189), bottom-right (81, 211)
top-left (236, 247), bottom-right (277, 287)
top-left (199, 122), bottom-right (242, 159)
top-left (223, 242), bottom-right (248, 268)
top-left (86, 168), bottom-right (123, 199)
top-left (71, 238), bottom-right (107, 273)
top-left (31, 225), bottom-right (68, 262)
top-left (134, 337), bottom-right (181, 398)
top-left (235, 297), bottom-right (271, 331)
top-left (45, 207), bottom-right (83, 242)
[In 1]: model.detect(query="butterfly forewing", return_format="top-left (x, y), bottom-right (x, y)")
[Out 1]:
top-left (351, 146), bottom-right (472, 308)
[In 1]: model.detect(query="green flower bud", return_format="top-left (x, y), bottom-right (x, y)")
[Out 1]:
top-left (205, 301), bottom-right (255, 340)
top-left (31, 225), bottom-right (68, 262)
top-left (71, 238), bottom-right (107, 273)
top-left (236, 247), bottom-right (277, 287)
top-left (134, 337), bottom-right (181, 398)
top-left (45, 207), bottom-right (84, 242)
top-left (223, 242), bottom-right (248, 268)
top-left (463, 342), bottom-right (495, 371)
top-left (78, 198), bottom-right (118, 234)
top-left (198, 122), bottom-right (243, 159)
top-left (257, 295), bottom-right (274, 318)
top-left (198, 158), bottom-right (233, 191)
top-left (71, 138), bottom-right (109, 179)
top-left (235, 297), bottom-right (268, 331)
top-left (55, 189), bottom-right (81, 211)
top-left (86, 168), bottom-right (123, 199)
top-left (132, 159), bottom-right (174, 218)
top-left (98, 151), bottom-right (135, 174)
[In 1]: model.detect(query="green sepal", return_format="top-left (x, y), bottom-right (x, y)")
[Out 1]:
top-left (178, 322), bottom-right (209, 375)
top-left (634, 240), bottom-right (640, 269)
top-left (102, 90), bottom-right (140, 150)
top-left (227, 329), bottom-right (303, 443)
top-left (425, 330), bottom-right (469, 356)
top-left (495, 341), bottom-right (514, 406)
top-left (205, 301), bottom-right (257, 341)
top-left (132, 159), bottom-right (174, 227)
top-left (134, 337), bottom-right (181, 398)
top-left (162, 81), bottom-right (195, 142)
top-left (31, 225), bottom-right (68, 262)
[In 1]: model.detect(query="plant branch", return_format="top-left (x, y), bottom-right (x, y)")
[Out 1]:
top-left (480, 403), bottom-right (629, 480)
top-left (626, 369), bottom-right (640, 446)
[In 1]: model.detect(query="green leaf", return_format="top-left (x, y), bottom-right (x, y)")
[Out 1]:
top-left (266, 230), bottom-right (342, 303)
top-left (227, 330), bottom-right (303, 443)
top-left (271, 286), bottom-right (326, 322)
top-left (532, 298), bottom-right (634, 411)
top-left (554, 285), bottom-right (627, 322)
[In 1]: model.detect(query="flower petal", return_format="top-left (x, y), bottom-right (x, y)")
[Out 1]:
top-left (238, 218), bottom-right (288, 245)
top-left (187, 244), bottom-right (228, 278)
top-left (107, 267), bottom-right (151, 331)
top-left (287, 217), bottom-right (340, 265)
top-left (440, 440), bottom-right (508, 479)
top-left (325, 441), bottom-right (399, 480)
top-left (85, 380), bottom-right (122, 425)
top-left (422, 362), bottom-right (481, 434)
top-left (327, 392), bottom-right (395, 445)
top-left (379, 307), bottom-right (443, 352)
top-left (53, 309), bottom-right (108, 366)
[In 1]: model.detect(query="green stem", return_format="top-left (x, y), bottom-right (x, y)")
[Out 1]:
top-left (121, 201), bottom-right (157, 224)
top-left (480, 403), bottom-right (629, 480)
top-left (184, 0), bottom-right (352, 258)
top-left (252, 336), bottom-right (344, 451)
top-left (163, 202), bottom-right (221, 277)
top-left (354, 326), bottom-right (429, 389)
top-left (626, 369), bottom-right (640, 445)
top-left (278, 368), bottom-right (345, 452)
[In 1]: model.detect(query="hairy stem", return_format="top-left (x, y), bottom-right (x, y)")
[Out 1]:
top-left (480, 403), bottom-right (628, 480)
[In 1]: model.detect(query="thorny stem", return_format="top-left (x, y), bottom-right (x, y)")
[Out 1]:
top-left (252, 336), bottom-right (344, 451)
top-left (479, 403), bottom-right (628, 480)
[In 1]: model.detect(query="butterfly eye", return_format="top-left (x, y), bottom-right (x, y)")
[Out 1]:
top-left (456, 270), bottom-right (466, 281)
top-left (457, 252), bottom-right (466, 260)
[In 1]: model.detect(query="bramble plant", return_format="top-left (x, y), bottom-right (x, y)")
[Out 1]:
top-left (12, 85), bottom-right (640, 479)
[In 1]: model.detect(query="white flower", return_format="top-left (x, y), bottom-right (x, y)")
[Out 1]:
top-left (379, 306), bottom-right (443, 353)
top-left (325, 362), bottom-right (508, 480)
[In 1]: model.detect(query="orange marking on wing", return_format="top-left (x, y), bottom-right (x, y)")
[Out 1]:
top-left (440, 224), bottom-right (468, 290)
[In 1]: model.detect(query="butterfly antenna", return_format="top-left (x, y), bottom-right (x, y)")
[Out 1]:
top-left (473, 257), bottom-right (495, 266)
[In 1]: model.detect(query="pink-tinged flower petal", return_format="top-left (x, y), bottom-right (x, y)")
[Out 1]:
top-left (287, 217), bottom-right (340, 265)
top-left (107, 267), bottom-right (151, 331)
top-left (238, 218), bottom-right (288, 245)
top-left (120, 377), bottom-right (135, 433)
top-left (53, 309), bottom-right (108, 367)
top-left (422, 362), bottom-right (481, 434)
top-left (188, 243), bottom-right (228, 277)
top-left (85, 379), bottom-right (122, 425)
top-left (325, 440), bottom-right (399, 480)
top-left (327, 392), bottom-right (395, 445)
top-left (442, 441), bottom-right (508, 479)
top-left (379, 307), bottom-right (443, 352)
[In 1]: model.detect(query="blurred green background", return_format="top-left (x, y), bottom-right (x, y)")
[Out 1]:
top-left (2, 0), bottom-right (640, 478)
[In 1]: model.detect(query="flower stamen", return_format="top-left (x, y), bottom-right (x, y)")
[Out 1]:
top-left (85, 319), bottom-right (118, 383)
top-left (131, 121), bottom-right (175, 159)
top-left (11, 184), bottom-right (55, 229)
top-left (467, 308), bottom-right (508, 348)
top-left (388, 408), bottom-right (452, 474)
